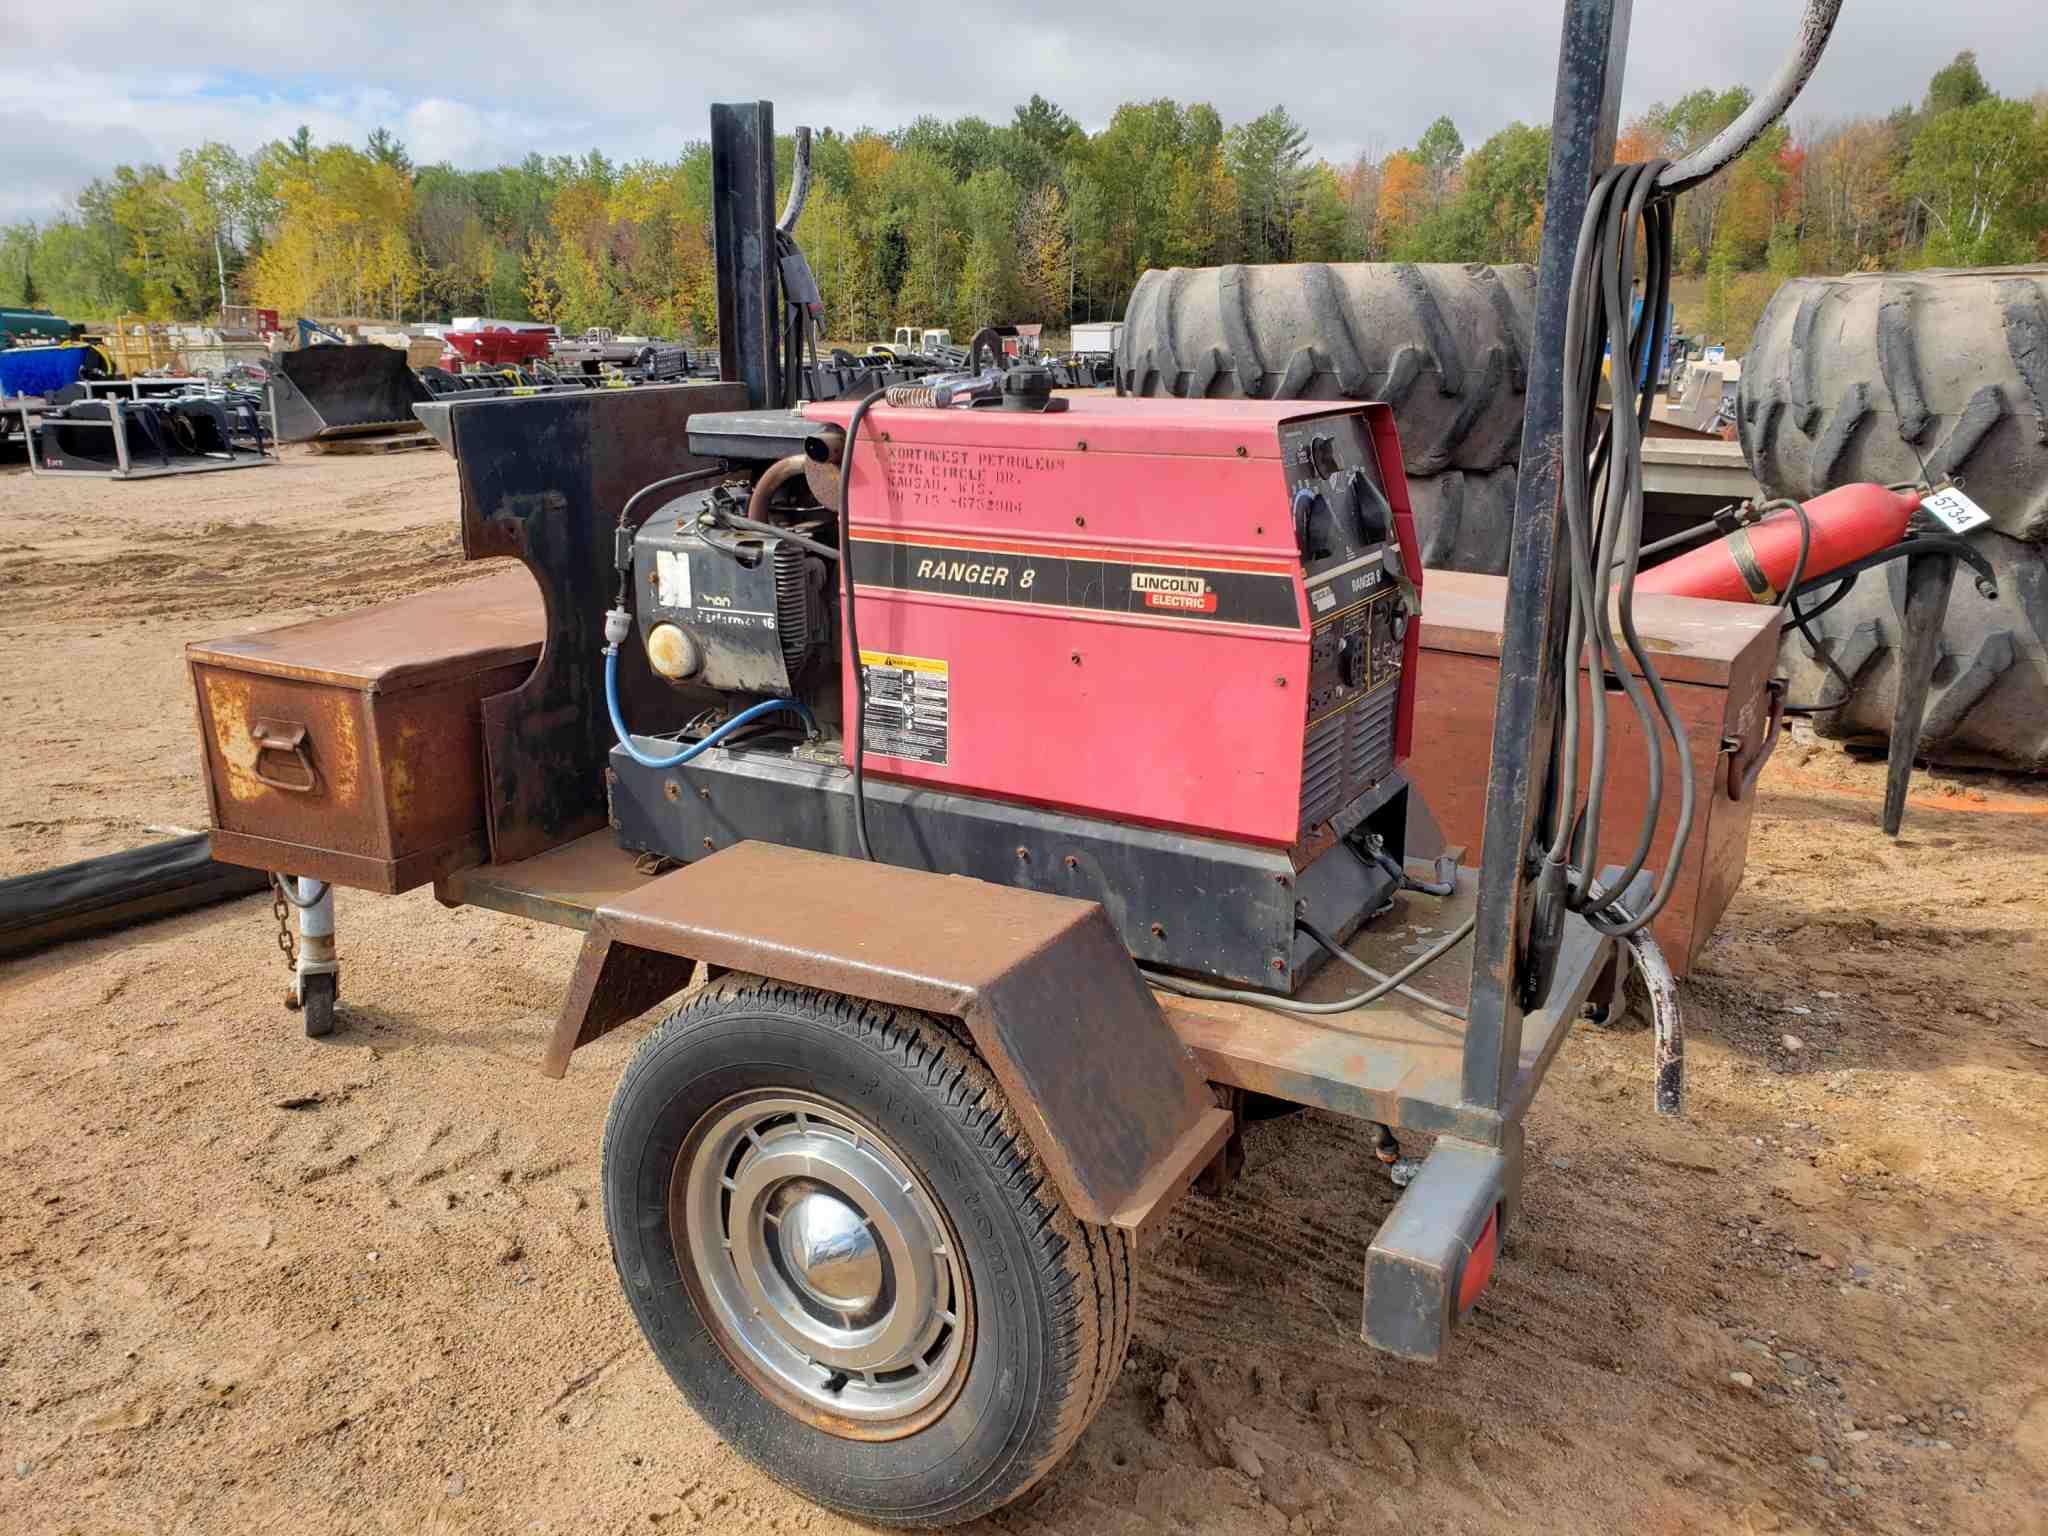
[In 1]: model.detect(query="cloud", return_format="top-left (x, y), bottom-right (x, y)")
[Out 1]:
top-left (4, 0), bottom-right (2042, 220)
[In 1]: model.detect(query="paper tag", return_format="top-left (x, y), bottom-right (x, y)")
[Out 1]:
top-left (655, 549), bottom-right (692, 608)
top-left (1922, 485), bottom-right (1991, 535)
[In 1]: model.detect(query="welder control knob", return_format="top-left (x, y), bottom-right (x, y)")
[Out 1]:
top-left (646, 623), bottom-right (704, 681)
top-left (1291, 485), bottom-right (1325, 557)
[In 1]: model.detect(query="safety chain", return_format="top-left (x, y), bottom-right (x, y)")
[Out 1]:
top-left (270, 875), bottom-right (297, 971)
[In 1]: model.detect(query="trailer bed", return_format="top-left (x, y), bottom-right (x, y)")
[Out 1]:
top-left (437, 832), bottom-right (1619, 1149)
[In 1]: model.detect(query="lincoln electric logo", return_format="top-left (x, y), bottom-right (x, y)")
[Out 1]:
top-left (1131, 571), bottom-right (1217, 613)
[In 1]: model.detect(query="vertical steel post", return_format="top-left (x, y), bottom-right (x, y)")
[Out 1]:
top-left (1462, 0), bottom-right (1634, 1112)
top-left (711, 101), bottom-right (783, 411)
top-left (1882, 549), bottom-right (1955, 835)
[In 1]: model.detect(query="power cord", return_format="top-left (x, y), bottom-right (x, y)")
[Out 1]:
top-left (1298, 915), bottom-right (1468, 1021)
top-left (1140, 916), bottom-right (1475, 1019)
top-left (838, 388), bottom-right (887, 861)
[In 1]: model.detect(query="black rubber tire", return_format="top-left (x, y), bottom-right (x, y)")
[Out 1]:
top-left (1739, 267), bottom-right (2048, 543)
top-left (601, 975), bottom-right (1133, 1527)
top-left (1780, 529), bottom-right (2048, 772)
top-left (1117, 261), bottom-right (1536, 473)
top-left (301, 973), bottom-right (337, 1038)
top-left (1405, 465), bottom-right (1520, 576)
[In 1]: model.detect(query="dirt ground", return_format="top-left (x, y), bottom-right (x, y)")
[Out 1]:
top-left (2, 445), bottom-right (2045, 1536)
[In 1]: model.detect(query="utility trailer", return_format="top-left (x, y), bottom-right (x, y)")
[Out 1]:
top-left (182, 1), bottom-right (1846, 1520)
top-left (187, 378), bottom-right (1663, 1520)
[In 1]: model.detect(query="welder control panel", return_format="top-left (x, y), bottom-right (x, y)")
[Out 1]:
top-left (1279, 411), bottom-right (1405, 726)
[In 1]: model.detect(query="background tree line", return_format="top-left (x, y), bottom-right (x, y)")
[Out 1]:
top-left (2, 53), bottom-right (2042, 351)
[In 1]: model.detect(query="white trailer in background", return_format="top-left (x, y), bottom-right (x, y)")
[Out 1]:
top-left (1070, 321), bottom-right (1123, 356)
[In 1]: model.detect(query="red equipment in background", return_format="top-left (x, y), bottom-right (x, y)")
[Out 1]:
top-left (441, 325), bottom-right (554, 371)
top-left (1636, 482), bottom-right (1922, 604)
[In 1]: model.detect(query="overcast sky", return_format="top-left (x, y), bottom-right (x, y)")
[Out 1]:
top-left (4, 1), bottom-right (2043, 222)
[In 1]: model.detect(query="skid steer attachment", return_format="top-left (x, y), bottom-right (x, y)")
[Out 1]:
top-left (270, 346), bottom-right (431, 444)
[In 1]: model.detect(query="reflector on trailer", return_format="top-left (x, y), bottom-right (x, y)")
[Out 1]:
top-left (1458, 1207), bottom-right (1500, 1313)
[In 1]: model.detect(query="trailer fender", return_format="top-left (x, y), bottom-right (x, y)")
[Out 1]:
top-left (543, 840), bottom-right (1230, 1238)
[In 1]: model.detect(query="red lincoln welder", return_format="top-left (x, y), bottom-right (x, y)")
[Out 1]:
top-left (602, 375), bottom-right (1427, 992)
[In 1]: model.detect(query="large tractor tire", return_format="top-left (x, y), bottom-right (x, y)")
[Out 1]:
top-left (1405, 465), bottom-right (1520, 576)
top-left (1781, 529), bottom-right (2048, 772)
top-left (1739, 268), bottom-right (2048, 544)
top-left (1117, 261), bottom-right (1536, 474)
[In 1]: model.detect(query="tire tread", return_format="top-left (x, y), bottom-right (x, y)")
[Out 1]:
top-left (604, 974), bottom-right (1133, 1524)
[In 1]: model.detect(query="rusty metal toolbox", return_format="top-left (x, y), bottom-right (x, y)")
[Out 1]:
top-left (1408, 570), bottom-right (1784, 975)
top-left (187, 568), bottom-right (542, 893)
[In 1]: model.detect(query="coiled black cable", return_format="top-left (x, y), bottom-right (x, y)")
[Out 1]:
top-left (1546, 158), bottom-right (1698, 940)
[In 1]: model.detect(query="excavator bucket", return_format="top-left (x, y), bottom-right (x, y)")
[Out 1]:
top-left (270, 346), bottom-right (430, 443)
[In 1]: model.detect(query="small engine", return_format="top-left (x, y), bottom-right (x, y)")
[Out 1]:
top-left (607, 395), bottom-right (1425, 994)
top-left (631, 481), bottom-right (836, 699)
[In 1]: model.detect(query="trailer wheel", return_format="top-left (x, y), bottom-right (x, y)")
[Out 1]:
top-left (301, 973), bottom-right (337, 1038)
top-left (602, 975), bottom-right (1133, 1527)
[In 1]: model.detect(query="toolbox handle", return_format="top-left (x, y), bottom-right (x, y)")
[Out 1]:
top-left (250, 719), bottom-right (318, 794)
top-left (1720, 678), bottom-right (1785, 802)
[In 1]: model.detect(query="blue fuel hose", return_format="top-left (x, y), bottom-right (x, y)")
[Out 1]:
top-left (603, 647), bottom-right (815, 770)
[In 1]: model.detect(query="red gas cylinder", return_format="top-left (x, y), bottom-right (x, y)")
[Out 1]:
top-left (1636, 483), bottom-right (1922, 604)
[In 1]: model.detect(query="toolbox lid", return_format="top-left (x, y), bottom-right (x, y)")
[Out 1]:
top-left (185, 566), bottom-right (543, 693)
top-left (1419, 570), bottom-right (1780, 688)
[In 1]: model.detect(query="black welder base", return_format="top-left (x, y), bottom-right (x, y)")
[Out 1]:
top-left (608, 741), bottom-right (1404, 993)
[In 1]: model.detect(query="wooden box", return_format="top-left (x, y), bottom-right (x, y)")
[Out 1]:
top-left (1408, 571), bottom-right (1783, 975)
top-left (187, 569), bottom-right (542, 893)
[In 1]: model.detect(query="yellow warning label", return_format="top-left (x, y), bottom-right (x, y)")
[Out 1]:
top-left (857, 652), bottom-right (950, 765)
top-left (858, 650), bottom-right (947, 674)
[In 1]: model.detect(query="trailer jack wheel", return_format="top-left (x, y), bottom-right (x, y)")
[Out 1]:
top-left (601, 975), bottom-right (1133, 1527)
top-left (300, 972), bottom-right (338, 1038)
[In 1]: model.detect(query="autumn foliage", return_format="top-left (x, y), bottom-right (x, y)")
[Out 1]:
top-left (2, 54), bottom-right (2041, 341)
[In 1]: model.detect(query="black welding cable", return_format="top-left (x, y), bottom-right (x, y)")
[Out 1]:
top-left (1640, 511), bottom-right (1740, 562)
top-left (1297, 916), bottom-right (1469, 1021)
top-left (1140, 915), bottom-right (1475, 1020)
top-left (1365, 844), bottom-right (1456, 898)
top-left (619, 468), bottom-right (713, 531)
top-left (1572, 167), bottom-right (1687, 925)
top-left (1579, 163), bottom-right (1681, 920)
top-left (705, 507), bottom-right (842, 563)
top-left (1543, 166), bottom-right (1624, 884)
top-left (1544, 158), bottom-right (1702, 940)
top-left (838, 388), bottom-right (886, 862)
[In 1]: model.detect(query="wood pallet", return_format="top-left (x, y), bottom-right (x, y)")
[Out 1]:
top-left (312, 430), bottom-right (439, 456)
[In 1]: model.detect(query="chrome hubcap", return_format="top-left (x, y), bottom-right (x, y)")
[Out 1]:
top-left (775, 1181), bottom-right (885, 1314)
top-left (673, 1092), bottom-right (971, 1437)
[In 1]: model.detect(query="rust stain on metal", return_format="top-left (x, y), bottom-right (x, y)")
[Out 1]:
top-left (202, 671), bottom-right (363, 808)
top-left (185, 569), bottom-right (543, 892)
